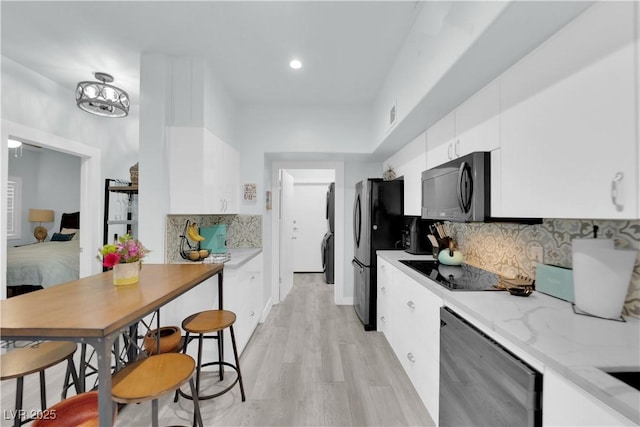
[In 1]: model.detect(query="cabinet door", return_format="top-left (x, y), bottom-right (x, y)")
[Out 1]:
top-left (223, 254), bottom-right (263, 359)
top-left (543, 368), bottom-right (636, 426)
top-left (376, 258), bottom-right (393, 339)
top-left (455, 80), bottom-right (500, 156)
top-left (389, 270), bottom-right (443, 420)
top-left (204, 131), bottom-right (226, 214)
top-left (168, 127), bottom-right (205, 214)
top-left (383, 133), bottom-right (427, 216)
top-left (426, 111), bottom-right (455, 169)
top-left (500, 2), bottom-right (638, 218)
top-left (222, 142), bottom-right (239, 214)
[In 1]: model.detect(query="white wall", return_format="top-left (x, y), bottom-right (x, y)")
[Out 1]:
top-left (1, 57), bottom-right (134, 296)
top-left (8, 149), bottom-right (81, 246)
top-left (2, 57), bottom-right (138, 180)
top-left (371, 2), bottom-right (507, 150)
top-left (237, 104), bottom-right (372, 214)
top-left (237, 105), bottom-right (379, 307)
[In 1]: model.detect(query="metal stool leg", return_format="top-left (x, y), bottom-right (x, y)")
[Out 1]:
top-left (39, 370), bottom-right (47, 411)
top-left (174, 331), bottom-right (190, 403)
top-left (195, 334), bottom-right (204, 396)
top-left (189, 377), bottom-right (203, 427)
top-left (14, 377), bottom-right (24, 427)
top-left (61, 356), bottom-right (81, 399)
top-left (152, 398), bottom-right (159, 427)
top-left (229, 325), bottom-right (246, 401)
top-left (217, 330), bottom-right (223, 381)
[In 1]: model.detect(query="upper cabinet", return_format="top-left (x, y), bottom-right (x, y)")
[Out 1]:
top-left (426, 81), bottom-right (500, 169)
top-left (499, 2), bottom-right (638, 219)
top-left (383, 132), bottom-right (427, 216)
top-left (168, 126), bottom-right (239, 214)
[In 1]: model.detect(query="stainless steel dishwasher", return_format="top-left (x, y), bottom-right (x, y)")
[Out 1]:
top-left (439, 307), bottom-right (542, 427)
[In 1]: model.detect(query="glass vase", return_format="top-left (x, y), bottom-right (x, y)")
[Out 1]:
top-left (113, 261), bottom-right (140, 286)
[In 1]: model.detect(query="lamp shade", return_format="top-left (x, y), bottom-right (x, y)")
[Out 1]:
top-left (28, 209), bottom-right (54, 223)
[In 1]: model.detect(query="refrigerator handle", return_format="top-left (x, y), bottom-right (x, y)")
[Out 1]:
top-left (354, 194), bottom-right (361, 247)
top-left (351, 259), bottom-right (364, 272)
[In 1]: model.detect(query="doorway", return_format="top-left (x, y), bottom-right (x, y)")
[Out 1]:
top-left (1, 120), bottom-right (102, 299)
top-left (271, 161), bottom-right (345, 306)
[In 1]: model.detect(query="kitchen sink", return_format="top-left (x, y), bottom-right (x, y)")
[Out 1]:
top-left (602, 370), bottom-right (640, 391)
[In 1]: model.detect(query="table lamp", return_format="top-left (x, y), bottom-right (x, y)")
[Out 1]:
top-left (28, 209), bottom-right (54, 242)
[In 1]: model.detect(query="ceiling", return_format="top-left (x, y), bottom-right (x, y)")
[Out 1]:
top-left (2, 0), bottom-right (593, 158)
top-left (1, 1), bottom-right (421, 106)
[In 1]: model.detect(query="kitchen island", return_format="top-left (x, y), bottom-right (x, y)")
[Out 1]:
top-left (378, 250), bottom-right (640, 426)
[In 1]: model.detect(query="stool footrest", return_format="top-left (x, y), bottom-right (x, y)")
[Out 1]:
top-left (176, 362), bottom-right (243, 401)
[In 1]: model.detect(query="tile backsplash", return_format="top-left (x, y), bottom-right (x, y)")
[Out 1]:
top-left (448, 219), bottom-right (640, 319)
top-left (166, 214), bottom-right (262, 263)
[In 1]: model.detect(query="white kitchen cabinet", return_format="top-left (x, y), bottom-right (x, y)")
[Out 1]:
top-left (454, 80), bottom-right (500, 158)
top-left (426, 81), bottom-right (500, 169)
top-left (383, 132), bottom-right (427, 216)
top-left (223, 253), bottom-right (263, 359)
top-left (205, 130), bottom-right (239, 214)
top-left (376, 258), bottom-right (393, 338)
top-left (543, 368), bottom-right (636, 426)
top-left (499, 2), bottom-right (639, 219)
top-left (426, 111), bottom-right (455, 169)
top-left (169, 126), bottom-right (239, 214)
top-left (379, 257), bottom-right (442, 422)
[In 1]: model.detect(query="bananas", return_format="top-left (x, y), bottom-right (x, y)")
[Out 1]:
top-left (186, 223), bottom-right (205, 242)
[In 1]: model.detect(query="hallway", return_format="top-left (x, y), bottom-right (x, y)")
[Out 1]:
top-left (160, 272), bottom-right (434, 426)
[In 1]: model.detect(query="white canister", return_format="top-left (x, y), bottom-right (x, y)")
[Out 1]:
top-left (572, 238), bottom-right (637, 319)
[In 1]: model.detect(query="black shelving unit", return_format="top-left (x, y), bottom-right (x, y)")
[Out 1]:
top-left (103, 178), bottom-right (138, 253)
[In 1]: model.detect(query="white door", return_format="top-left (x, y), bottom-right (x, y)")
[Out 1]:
top-left (279, 170), bottom-right (295, 302)
top-left (292, 183), bottom-right (327, 272)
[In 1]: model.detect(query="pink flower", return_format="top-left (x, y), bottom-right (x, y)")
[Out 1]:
top-left (103, 252), bottom-right (121, 268)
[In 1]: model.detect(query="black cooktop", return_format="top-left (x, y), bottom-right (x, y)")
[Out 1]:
top-left (398, 259), bottom-right (500, 291)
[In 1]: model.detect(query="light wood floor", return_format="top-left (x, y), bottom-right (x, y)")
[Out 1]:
top-left (1, 273), bottom-right (434, 426)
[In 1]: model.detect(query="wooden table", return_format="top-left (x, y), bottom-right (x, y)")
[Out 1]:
top-left (1, 263), bottom-right (224, 427)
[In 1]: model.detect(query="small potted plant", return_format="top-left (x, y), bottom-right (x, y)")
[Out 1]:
top-left (98, 234), bottom-right (150, 285)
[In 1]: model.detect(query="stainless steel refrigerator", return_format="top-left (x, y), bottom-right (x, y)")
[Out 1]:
top-left (352, 178), bottom-right (403, 330)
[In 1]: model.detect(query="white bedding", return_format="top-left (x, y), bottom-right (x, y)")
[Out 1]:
top-left (6, 240), bottom-right (80, 288)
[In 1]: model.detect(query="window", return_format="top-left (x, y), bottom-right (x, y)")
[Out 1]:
top-left (7, 176), bottom-right (21, 239)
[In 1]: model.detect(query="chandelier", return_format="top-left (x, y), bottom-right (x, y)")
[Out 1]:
top-left (76, 72), bottom-right (130, 118)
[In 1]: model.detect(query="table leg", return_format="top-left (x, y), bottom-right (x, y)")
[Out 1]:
top-left (90, 336), bottom-right (117, 427)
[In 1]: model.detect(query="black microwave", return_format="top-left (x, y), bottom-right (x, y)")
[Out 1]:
top-left (421, 151), bottom-right (490, 222)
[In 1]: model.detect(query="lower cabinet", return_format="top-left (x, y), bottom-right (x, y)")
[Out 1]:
top-left (172, 255), bottom-right (263, 369)
top-left (376, 259), bottom-right (393, 338)
top-left (223, 254), bottom-right (263, 360)
top-left (543, 368), bottom-right (636, 427)
top-left (378, 256), bottom-right (443, 422)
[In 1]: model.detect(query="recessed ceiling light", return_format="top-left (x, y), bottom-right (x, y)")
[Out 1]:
top-left (7, 138), bottom-right (22, 148)
top-left (289, 59), bottom-right (302, 70)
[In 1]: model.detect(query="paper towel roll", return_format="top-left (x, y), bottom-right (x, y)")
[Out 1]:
top-left (572, 238), bottom-right (637, 319)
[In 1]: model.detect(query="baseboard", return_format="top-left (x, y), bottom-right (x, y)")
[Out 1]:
top-left (335, 296), bottom-right (353, 305)
top-left (260, 297), bottom-right (272, 323)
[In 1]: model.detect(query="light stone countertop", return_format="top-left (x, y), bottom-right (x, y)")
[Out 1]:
top-left (378, 249), bottom-right (640, 425)
top-left (170, 247), bottom-right (262, 269)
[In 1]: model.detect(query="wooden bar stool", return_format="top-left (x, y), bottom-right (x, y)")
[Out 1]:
top-left (1, 341), bottom-right (80, 427)
top-left (31, 391), bottom-right (105, 427)
top-left (112, 353), bottom-right (203, 427)
top-left (175, 309), bottom-right (245, 403)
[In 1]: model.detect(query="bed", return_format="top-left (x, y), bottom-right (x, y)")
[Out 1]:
top-left (6, 212), bottom-right (80, 295)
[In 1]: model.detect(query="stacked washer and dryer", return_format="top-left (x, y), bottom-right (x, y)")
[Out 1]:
top-left (321, 183), bottom-right (335, 284)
